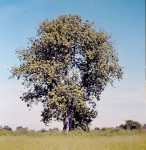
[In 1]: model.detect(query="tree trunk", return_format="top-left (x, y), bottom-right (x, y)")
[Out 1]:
top-left (68, 105), bottom-right (73, 131)
top-left (63, 103), bottom-right (73, 131)
top-left (63, 117), bottom-right (68, 131)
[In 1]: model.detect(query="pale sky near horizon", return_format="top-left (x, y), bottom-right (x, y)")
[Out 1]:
top-left (0, 0), bottom-right (145, 130)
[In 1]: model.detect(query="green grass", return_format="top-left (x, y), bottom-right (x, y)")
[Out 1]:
top-left (0, 130), bottom-right (146, 150)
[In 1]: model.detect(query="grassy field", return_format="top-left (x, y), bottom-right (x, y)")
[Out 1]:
top-left (0, 130), bottom-right (146, 150)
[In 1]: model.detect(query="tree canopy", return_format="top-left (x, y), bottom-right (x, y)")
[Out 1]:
top-left (11, 15), bottom-right (123, 131)
top-left (119, 120), bottom-right (142, 130)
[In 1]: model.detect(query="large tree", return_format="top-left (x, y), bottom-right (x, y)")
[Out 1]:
top-left (11, 15), bottom-right (123, 131)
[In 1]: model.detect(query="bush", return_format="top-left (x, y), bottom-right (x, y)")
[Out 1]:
top-left (3, 125), bottom-right (12, 131)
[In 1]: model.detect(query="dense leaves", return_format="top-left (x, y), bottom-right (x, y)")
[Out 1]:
top-left (119, 120), bottom-right (142, 130)
top-left (11, 15), bottom-right (123, 130)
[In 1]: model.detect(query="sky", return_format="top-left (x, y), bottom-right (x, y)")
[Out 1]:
top-left (0, 0), bottom-right (145, 130)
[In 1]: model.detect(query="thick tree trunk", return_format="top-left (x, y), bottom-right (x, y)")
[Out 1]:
top-left (68, 105), bottom-right (73, 131)
top-left (63, 104), bottom-right (73, 131)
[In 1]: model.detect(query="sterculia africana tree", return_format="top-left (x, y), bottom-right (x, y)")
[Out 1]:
top-left (11, 15), bottom-right (123, 131)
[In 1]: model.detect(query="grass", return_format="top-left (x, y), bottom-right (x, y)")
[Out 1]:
top-left (0, 130), bottom-right (146, 150)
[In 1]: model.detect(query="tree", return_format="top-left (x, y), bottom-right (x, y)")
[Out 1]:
top-left (119, 120), bottom-right (142, 130)
top-left (3, 125), bottom-right (12, 131)
top-left (11, 15), bottom-right (123, 131)
top-left (40, 128), bottom-right (48, 132)
top-left (143, 124), bottom-right (146, 129)
top-left (126, 120), bottom-right (141, 130)
top-left (16, 126), bottom-right (28, 133)
top-left (119, 124), bottom-right (126, 129)
top-left (49, 127), bottom-right (60, 132)
top-left (94, 127), bottom-right (100, 131)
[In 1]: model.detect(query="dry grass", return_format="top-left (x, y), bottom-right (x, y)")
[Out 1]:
top-left (0, 130), bottom-right (146, 150)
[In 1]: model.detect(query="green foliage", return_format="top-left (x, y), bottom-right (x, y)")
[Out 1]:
top-left (11, 15), bottom-right (123, 130)
top-left (0, 128), bottom-right (146, 137)
top-left (16, 126), bottom-right (28, 134)
top-left (49, 128), bottom-right (60, 132)
top-left (3, 126), bottom-right (12, 131)
top-left (119, 120), bottom-right (142, 130)
top-left (94, 127), bottom-right (100, 131)
top-left (40, 129), bottom-right (48, 132)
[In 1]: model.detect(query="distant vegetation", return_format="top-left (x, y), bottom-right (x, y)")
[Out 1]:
top-left (119, 120), bottom-right (142, 130)
top-left (0, 120), bottom-right (145, 134)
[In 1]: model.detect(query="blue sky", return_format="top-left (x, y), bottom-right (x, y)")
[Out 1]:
top-left (0, 0), bottom-right (145, 130)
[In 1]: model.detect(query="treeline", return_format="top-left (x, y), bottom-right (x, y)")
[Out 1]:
top-left (0, 120), bottom-right (146, 133)
top-left (95, 120), bottom-right (146, 131)
top-left (0, 126), bottom-right (60, 132)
